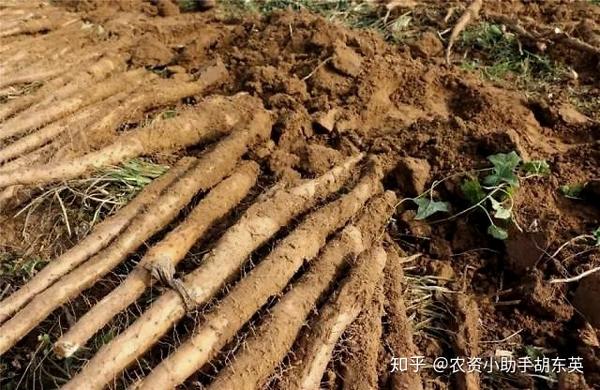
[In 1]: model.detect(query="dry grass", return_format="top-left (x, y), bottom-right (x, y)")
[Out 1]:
top-left (16, 159), bottom-right (169, 239)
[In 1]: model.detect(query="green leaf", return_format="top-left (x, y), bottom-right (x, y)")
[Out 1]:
top-left (490, 197), bottom-right (512, 220)
top-left (413, 198), bottom-right (450, 220)
top-left (484, 172), bottom-right (519, 188)
top-left (461, 178), bottom-right (487, 204)
top-left (488, 151), bottom-right (522, 170)
top-left (489, 24), bottom-right (503, 37)
top-left (494, 207), bottom-right (512, 220)
top-left (161, 110), bottom-right (177, 119)
top-left (560, 184), bottom-right (583, 199)
top-left (484, 151), bottom-right (522, 187)
top-left (487, 224), bottom-right (508, 240)
top-left (524, 345), bottom-right (545, 360)
top-left (593, 227), bottom-right (600, 246)
top-left (522, 160), bottom-right (550, 176)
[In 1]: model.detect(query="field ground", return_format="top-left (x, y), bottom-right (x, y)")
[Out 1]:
top-left (0, 0), bottom-right (599, 389)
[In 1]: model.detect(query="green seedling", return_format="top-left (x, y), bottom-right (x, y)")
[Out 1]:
top-left (459, 22), bottom-right (564, 84)
top-left (220, 0), bottom-right (413, 42)
top-left (161, 109), bottom-right (177, 119)
top-left (559, 183), bottom-right (584, 199)
top-left (0, 255), bottom-right (48, 282)
top-left (521, 160), bottom-right (551, 176)
top-left (413, 197), bottom-right (450, 220)
top-left (406, 151), bottom-right (550, 240)
top-left (461, 152), bottom-right (551, 239)
top-left (17, 158), bottom-right (169, 236)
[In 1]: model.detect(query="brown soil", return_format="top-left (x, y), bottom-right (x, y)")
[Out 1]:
top-left (0, 0), bottom-right (599, 389)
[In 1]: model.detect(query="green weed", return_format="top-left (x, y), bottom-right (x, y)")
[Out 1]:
top-left (17, 159), bottom-right (169, 236)
top-left (568, 88), bottom-right (600, 120)
top-left (459, 22), bottom-right (564, 84)
top-left (0, 252), bottom-right (48, 285)
top-left (560, 183), bottom-right (584, 199)
top-left (177, 0), bottom-right (207, 12)
top-left (219, 0), bottom-right (413, 42)
top-left (404, 151), bottom-right (551, 240)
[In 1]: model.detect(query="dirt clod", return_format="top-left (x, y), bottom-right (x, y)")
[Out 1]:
top-left (156, 0), bottom-right (180, 17)
top-left (505, 231), bottom-right (547, 273)
top-left (131, 36), bottom-right (173, 66)
top-left (410, 31), bottom-right (444, 58)
top-left (394, 156), bottom-right (431, 197)
top-left (331, 41), bottom-right (363, 77)
top-left (574, 272), bottom-right (600, 329)
top-left (558, 372), bottom-right (592, 390)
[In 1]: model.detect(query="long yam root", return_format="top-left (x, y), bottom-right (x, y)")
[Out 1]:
top-left (0, 142), bottom-right (60, 211)
top-left (0, 108), bottom-right (272, 356)
top-left (19, 60), bottom-right (226, 162)
top-left (446, 0), bottom-right (483, 64)
top-left (60, 153), bottom-right (363, 389)
top-left (53, 161), bottom-right (259, 357)
top-left (0, 157), bottom-right (196, 324)
top-left (280, 246), bottom-right (388, 390)
top-left (0, 15), bottom-right (76, 38)
top-left (487, 12), bottom-right (600, 56)
top-left (59, 59), bottom-right (229, 151)
top-left (341, 279), bottom-right (385, 390)
top-left (0, 92), bottom-right (127, 164)
top-left (0, 68), bottom-right (150, 141)
top-left (0, 67), bottom-right (64, 90)
top-left (0, 92), bottom-right (258, 189)
top-left (384, 244), bottom-right (424, 390)
top-left (135, 162), bottom-right (383, 389)
top-left (449, 294), bottom-right (481, 390)
top-left (210, 192), bottom-right (396, 390)
top-left (0, 53), bottom-right (127, 122)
